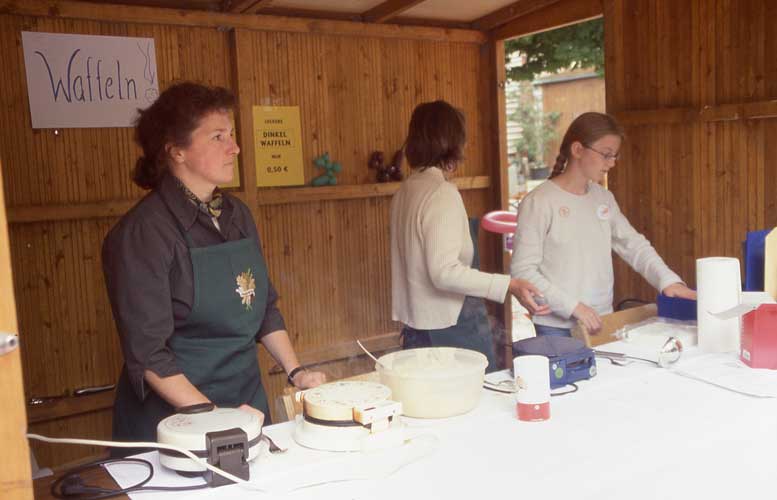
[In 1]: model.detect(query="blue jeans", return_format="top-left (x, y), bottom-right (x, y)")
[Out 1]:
top-left (401, 296), bottom-right (497, 373)
top-left (534, 324), bottom-right (571, 338)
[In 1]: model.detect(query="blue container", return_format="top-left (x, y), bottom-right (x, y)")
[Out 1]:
top-left (656, 293), bottom-right (697, 321)
top-left (744, 229), bottom-right (770, 291)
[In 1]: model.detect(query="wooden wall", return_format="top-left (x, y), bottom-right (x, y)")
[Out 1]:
top-left (604, 0), bottom-right (777, 304)
top-left (0, 2), bottom-right (501, 467)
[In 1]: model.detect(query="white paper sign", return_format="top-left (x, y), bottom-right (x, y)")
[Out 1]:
top-left (21, 31), bottom-right (160, 128)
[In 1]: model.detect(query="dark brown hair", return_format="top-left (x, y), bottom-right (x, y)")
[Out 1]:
top-left (132, 82), bottom-right (235, 190)
top-left (404, 100), bottom-right (466, 171)
top-left (549, 112), bottom-right (624, 179)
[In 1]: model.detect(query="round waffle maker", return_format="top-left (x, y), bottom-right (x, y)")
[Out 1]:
top-left (293, 381), bottom-right (404, 452)
top-left (157, 404), bottom-right (265, 485)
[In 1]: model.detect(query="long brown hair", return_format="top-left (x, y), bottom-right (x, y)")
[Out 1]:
top-left (549, 112), bottom-right (624, 179)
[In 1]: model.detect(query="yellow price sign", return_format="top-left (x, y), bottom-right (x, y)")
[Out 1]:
top-left (253, 106), bottom-right (305, 187)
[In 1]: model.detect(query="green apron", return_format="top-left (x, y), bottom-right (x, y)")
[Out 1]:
top-left (112, 211), bottom-right (270, 451)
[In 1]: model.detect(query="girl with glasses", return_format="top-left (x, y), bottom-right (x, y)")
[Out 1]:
top-left (510, 112), bottom-right (695, 337)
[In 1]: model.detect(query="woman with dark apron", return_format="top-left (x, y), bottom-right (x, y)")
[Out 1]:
top-left (390, 100), bottom-right (548, 372)
top-left (103, 83), bottom-right (325, 451)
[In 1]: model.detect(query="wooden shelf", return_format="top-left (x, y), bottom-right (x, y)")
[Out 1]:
top-left (27, 390), bottom-right (115, 425)
top-left (613, 99), bottom-right (777, 126)
top-left (257, 175), bottom-right (491, 205)
top-left (7, 176), bottom-right (491, 223)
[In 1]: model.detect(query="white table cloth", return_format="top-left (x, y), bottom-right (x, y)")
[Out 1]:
top-left (106, 343), bottom-right (777, 500)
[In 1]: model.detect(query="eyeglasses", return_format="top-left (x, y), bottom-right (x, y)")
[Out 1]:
top-left (584, 145), bottom-right (620, 162)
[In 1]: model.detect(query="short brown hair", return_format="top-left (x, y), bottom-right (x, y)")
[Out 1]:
top-left (404, 100), bottom-right (466, 171)
top-left (132, 82), bottom-right (235, 190)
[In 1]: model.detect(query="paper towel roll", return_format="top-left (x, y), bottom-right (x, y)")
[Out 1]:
top-left (696, 257), bottom-right (741, 352)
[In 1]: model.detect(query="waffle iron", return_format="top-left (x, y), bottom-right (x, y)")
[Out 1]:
top-left (293, 381), bottom-right (404, 452)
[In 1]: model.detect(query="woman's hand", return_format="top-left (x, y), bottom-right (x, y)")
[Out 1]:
top-left (292, 370), bottom-right (327, 389)
top-left (509, 278), bottom-right (551, 315)
top-left (573, 303), bottom-right (602, 334)
top-left (237, 404), bottom-right (265, 426)
top-left (662, 283), bottom-right (697, 300)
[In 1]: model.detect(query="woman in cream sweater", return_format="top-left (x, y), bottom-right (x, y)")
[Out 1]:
top-left (391, 100), bottom-right (546, 371)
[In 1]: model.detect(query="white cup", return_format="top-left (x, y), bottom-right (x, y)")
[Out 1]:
top-left (513, 355), bottom-right (550, 421)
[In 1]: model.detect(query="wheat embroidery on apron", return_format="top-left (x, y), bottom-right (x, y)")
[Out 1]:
top-left (235, 268), bottom-right (256, 310)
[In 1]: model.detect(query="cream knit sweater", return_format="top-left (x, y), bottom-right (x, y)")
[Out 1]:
top-left (511, 180), bottom-right (682, 328)
top-left (391, 168), bottom-right (511, 329)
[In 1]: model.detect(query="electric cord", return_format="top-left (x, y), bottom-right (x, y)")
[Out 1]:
top-left (551, 382), bottom-right (578, 396)
top-left (50, 457), bottom-right (208, 500)
top-left (27, 433), bottom-right (268, 492)
top-left (482, 380), bottom-right (579, 396)
top-left (28, 431), bottom-right (438, 495)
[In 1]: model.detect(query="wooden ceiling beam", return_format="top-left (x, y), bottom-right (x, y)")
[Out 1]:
top-left (224, 0), bottom-right (272, 13)
top-left (257, 6), bottom-right (362, 22)
top-left (490, 0), bottom-right (602, 41)
top-left (79, 0), bottom-right (220, 9)
top-left (391, 16), bottom-right (471, 30)
top-left (361, 0), bottom-right (426, 24)
top-left (2, 0), bottom-right (486, 44)
top-left (471, 0), bottom-right (561, 32)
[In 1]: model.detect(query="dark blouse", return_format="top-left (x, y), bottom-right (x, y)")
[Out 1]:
top-left (102, 174), bottom-right (286, 400)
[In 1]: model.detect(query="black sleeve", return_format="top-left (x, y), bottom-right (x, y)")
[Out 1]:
top-left (257, 280), bottom-right (287, 340)
top-left (102, 215), bottom-right (183, 400)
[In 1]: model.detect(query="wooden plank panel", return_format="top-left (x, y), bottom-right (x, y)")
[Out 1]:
top-left (0, 17), bottom-right (233, 207)
top-left (27, 409), bottom-right (112, 468)
top-left (608, 0), bottom-right (777, 308)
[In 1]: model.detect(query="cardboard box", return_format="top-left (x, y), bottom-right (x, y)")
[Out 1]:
top-left (571, 304), bottom-right (657, 348)
top-left (741, 304), bottom-right (777, 369)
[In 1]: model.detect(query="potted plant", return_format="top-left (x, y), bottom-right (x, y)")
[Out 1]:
top-left (509, 84), bottom-right (560, 180)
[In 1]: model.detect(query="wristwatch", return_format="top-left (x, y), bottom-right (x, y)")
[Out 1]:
top-left (287, 366), bottom-right (306, 385)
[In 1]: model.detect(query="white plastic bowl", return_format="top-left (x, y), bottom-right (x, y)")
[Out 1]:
top-left (376, 347), bottom-right (487, 418)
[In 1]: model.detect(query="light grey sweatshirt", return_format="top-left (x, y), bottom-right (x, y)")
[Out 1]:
top-left (510, 180), bottom-right (682, 328)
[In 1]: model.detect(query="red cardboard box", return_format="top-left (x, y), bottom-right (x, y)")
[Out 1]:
top-left (741, 304), bottom-right (777, 369)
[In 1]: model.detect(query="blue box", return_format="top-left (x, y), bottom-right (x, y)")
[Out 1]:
top-left (744, 229), bottom-right (770, 291)
top-left (656, 293), bottom-right (697, 321)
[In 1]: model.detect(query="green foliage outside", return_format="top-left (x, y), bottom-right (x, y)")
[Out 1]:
top-left (505, 18), bottom-right (604, 83)
top-left (505, 18), bottom-right (604, 170)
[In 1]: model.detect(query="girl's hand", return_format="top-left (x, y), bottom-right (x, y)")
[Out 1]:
top-left (509, 278), bottom-right (551, 315)
top-left (662, 283), bottom-right (697, 300)
top-left (237, 404), bottom-right (266, 426)
top-left (292, 370), bottom-right (327, 389)
top-left (573, 303), bottom-right (602, 333)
